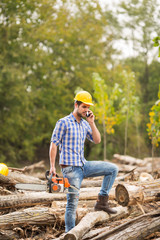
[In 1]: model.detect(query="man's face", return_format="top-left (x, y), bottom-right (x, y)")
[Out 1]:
top-left (76, 103), bottom-right (90, 118)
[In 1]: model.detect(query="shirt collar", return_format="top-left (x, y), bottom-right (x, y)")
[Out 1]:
top-left (70, 112), bottom-right (83, 123)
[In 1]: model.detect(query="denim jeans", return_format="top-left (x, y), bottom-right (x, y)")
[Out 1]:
top-left (61, 160), bottom-right (118, 232)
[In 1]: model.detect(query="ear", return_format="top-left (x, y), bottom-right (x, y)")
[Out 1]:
top-left (74, 102), bottom-right (78, 108)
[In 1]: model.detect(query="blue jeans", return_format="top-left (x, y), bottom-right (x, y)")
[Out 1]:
top-left (61, 160), bottom-right (118, 232)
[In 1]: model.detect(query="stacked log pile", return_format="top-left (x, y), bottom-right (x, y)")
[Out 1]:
top-left (0, 156), bottom-right (160, 240)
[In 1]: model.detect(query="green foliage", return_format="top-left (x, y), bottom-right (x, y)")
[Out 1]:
top-left (119, 69), bottom-right (139, 154)
top-left (153, 36), bottom-right (160, 57)
top-left (93, 73), bottom-right (122, 134)
top-left (0, 0), bottom-right (117, 165)
top-left (0, 0), bottom-right (160, 165)
top-left (147, 85), bottom-right (160, 147)
top-left (119, 69), bottom-right (139, 118)
top-left (93, 72), bottom-right (123, 159)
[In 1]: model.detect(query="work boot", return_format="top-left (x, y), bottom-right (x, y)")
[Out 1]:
top-left (94, 195), bottom-right (117, 214)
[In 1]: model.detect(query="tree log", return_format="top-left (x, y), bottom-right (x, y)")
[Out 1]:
top-left (0, 192), bottom-right (66, 209)
top-left (91, 210), bottom-right (160, 240)
top-left (81, 179), bottom-right (102, 188)
top-left (0, 229), bottom-right (19, 239)
top-left (113, 154), bottom-right (145, 166)
top-left (0, 187), bottom-right (115, 209)
top-left (0, 206), bottom-right (93, 230)
top-left (7, 171), bottom-right (46, 184)
top-left (115, 163), bottom-right (136, 173)
top-left (80, 187), bottom-right (115, 200)
top-left (0, 207), bottom-right (58, 229)
top-left (0, 173), bottom-right (16, 185)
top-left (115, 179), bottom-right (160, 206)
top-left (23, 160), bottom-right (46, 173)
top-left (82, 226), bottom-right (110, 240)
top-left (8, 160), bottom-right (46, 173)
top-left (63, 206), bottom-right (129, 240)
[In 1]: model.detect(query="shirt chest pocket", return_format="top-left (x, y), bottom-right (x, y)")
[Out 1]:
top-left (66, 126), bottom-right (77, 140)
top-left (66, 124), bottom-right (85, 142)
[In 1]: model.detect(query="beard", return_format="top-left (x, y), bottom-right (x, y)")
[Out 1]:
top-left (77, 110), bottom-right (82, 118)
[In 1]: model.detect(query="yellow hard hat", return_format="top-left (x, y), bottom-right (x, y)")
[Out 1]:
top-left (0, 163), bottom-right (9, 176)
top-left (74, 91), bottom-right (94, 106)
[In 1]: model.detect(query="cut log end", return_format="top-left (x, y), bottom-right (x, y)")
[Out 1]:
top-left (115, 184), bottom-right (129, 206)
top-left (64, 233), bottom-right (76, 240)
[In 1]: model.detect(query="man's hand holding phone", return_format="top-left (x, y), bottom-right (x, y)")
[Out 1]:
top-left (86, 110), bottom-right (94, 123)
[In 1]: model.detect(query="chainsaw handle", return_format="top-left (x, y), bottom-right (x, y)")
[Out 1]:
top-left (45, 171), bottom-right (60, 193)
top-left (45, 170), bottom-right (59, 181)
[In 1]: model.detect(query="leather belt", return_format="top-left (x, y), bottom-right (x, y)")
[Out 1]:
top-left (60, 165), bottom-right (70, 168)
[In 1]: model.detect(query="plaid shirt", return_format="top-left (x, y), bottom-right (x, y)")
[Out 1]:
top-left (51, 113), bottom-right (93, 166)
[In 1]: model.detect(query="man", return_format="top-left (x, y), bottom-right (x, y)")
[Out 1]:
top-left (49, 90), bottom-right (118, 232)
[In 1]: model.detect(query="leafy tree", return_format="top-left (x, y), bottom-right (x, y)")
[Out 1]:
top-left (92, 73), bottom-right (122, 159)
top-left (147, 85), bottom-right (160, 173)
top-left (0, 0), bottom-right (39, 164)
top-left (118, 69), bottom-right (139, 155)
top-left (0, 0), bottom-right (118, 165)
top-left (118, 0), bottom-right (160, 103)
top-left (116, 0), bottom-right (160, 156)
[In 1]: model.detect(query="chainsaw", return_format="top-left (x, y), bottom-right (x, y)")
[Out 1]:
top-left (15, 171), bottom-right (78, 193)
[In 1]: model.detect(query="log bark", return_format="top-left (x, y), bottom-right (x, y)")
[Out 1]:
top-left (0, 187), bottom-right (13, 195)
top-left (81, 179), bottom-right (102, 188)
top-left (7, 171), bottom-right (46, 184)
top-left (91, 210), bottom-right (160, 240)
top-left (80, 187), bottom-right (115, 200)
top-left (0, 207), bottom-right (58, 229)
top-left (116, 169), bottom-right (137, 181)
top-left (8, 160), bottom-right (45, 173)
top-left (23, 160), bottom-right (45, 173)
top-left (82, 227), bottom-right (110, 240)
top-left (63, 206), bottom-right (129, 240)
top-left (115, 179), bottom-right (160, 206)
top-left (0, 229), bottom-right (19, 239)
top-left (0, 206), bottom-right (92, 230)
top-left (0, 187), bottom-right (115, 209)
top-left (115, 163), bottom-right (136, 173)
top-left (0, 173), bottom-right (16, 185)
top-left (0, 192), bottom-right (65, 209)
top-left (113, 154), bottom-right (145, 166)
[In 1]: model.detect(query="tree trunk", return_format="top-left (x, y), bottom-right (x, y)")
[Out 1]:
top-left (0, 229), bottom-right (19, 240)
top-left (0, 191), bottom-right (65, 209)
top-left (91, 210), bottom-right (160, 240)
top-left (64, 206), bottom-right (129, 240)
top-left (103, 119), bottom-right (106, 160)
top-left (0, 187), bottom-right (115, 209)
top-left (115, 163), bottom-right (136, 173)
top-left (124, 108), bottom-right (129, 156)
top-left (152, 143), bottom-right (154, 176)
top-left (81, 179), bottom-right (103, 188)
top-left (0, 206), bottom-right (93, 230)
top-left (115, 179), bottom-right (160, 206)
top-left (0, 173), bottom-right (16, 185)
top-left (113, 154), bottom-right (146, 166)
top-left (8, 160), bottom-right (45, 173)
top-left (7, 171), bottom-right (46, 184)
top-left (0, 207), bottom-right (59, 229)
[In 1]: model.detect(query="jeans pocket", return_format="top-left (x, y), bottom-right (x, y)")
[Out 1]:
top-left (61, 166), bottom-right (73, 175)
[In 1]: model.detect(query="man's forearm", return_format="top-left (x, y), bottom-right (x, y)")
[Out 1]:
top-left (90, 122), bottom-right (101, 144)
top-left (49, 142), bottom-right (57, 173)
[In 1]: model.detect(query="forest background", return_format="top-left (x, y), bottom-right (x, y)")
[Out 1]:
top-left (0, 0), bottom-right (160, 169)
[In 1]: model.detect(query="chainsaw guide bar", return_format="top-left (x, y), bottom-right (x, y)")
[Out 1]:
top-left (15, 171), bottom-right (78, 193)
top-left (15, 183), bottom-right (47, 191)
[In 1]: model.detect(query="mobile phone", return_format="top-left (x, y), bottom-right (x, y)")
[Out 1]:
top-left (86, 111), bottom-right (91, 117)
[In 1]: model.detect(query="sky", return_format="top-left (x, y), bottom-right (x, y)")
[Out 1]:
top-left (98, 0), bottom-right (160, 62)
